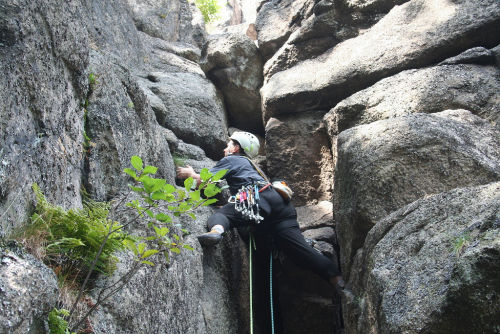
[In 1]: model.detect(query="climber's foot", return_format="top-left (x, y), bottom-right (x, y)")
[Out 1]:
top-left (197, 230), bottom-right (222, 246)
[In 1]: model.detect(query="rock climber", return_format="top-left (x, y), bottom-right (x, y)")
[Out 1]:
top-left (176, 131), bottom-right (342, 287)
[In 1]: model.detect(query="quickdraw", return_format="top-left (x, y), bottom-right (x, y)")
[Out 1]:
top-left (228, 182), bottom-right (269, 224)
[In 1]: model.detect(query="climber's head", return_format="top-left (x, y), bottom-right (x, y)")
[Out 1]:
top-left (225, 131), bottom-right (260, 159)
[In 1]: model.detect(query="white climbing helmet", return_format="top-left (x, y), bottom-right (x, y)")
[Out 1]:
top-left (230, 131), bottom-right (260, 159)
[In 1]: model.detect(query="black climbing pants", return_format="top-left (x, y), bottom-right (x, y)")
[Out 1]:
top-left (207, 187), bottom-right (341, 282)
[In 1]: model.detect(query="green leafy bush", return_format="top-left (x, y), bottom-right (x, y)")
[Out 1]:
top-left (48, 308), bottom-right (75, 334)
top-left (195, 0), bottom-right (222, 23)
top-left (26, 184), bottom-right (135, 276)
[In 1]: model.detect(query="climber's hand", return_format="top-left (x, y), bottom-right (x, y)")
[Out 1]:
top-left (176, 165), bottom-right (195, 179)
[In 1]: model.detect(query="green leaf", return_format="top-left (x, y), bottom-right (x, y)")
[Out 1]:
top-left (188, 213), bottom-right (196, 220)
top-left (156, 213), bottom-right (172, 223)
top-left (174, 212), bottom-right (180, 217)
top-left (138, 243), bottom-right (146, 254)
top-left (200, 168), bottom-right (211, 181)
top-left (160, 227), bottom-right (169, 236)
top-left (131, 156), bottom-right (143, 170)
top-left (190, 190), bottom-right (200, 201)
top-left (146, 210), bottom-right (154, 218)
top-left (153, 226), bottom-right (161, 235)
top-left (163, 184), bottom-right (176, 194)
top-left (124, 168), bottom-right (137, 179)
top-left (123, 240), bottom-right (137, 256)
top-left (204, 184), bottom-right (218, 197)
top-left (164, 251), bottom-right (169, 262)
top-left (145, 236), bottom-right (157, 241)
top-left (143, 165), bottom-right (158, 175)
top-left (173, 234), bottom-right (180, 241)
top-left (177, 189), bottom-right (186, 201)
top-left (171, 247), bottom-right (181, 254)
top-left (179, 202), bottom-right (191, 211)
top-left (141, 261), bottom-right (154, 266)
top-left (184, 177), bottom-right (194, 191)
top-left (151, 192), bottom-right (167, 200)
top-left (148, 222), bottom-right (154, 228)
top-left (141, 175), bottom-right (155, 193)
top-left (142, 249), bottom-right (159, 258)
top-left (128, 185), bottom-right (145, 192)
top-left (151, 179), bottom-right (167, 193)
top-left (183, 245), bottom-right (194, 251)
top-left (211, 169), bottom-right (228, 182)
top-left (201, 199), bottom-right (218, 206)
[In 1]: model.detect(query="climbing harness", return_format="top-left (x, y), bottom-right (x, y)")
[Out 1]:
top-left (248, 230), bottom-right (275, 334)
top-left (228, 182), bottom-right (270, 224)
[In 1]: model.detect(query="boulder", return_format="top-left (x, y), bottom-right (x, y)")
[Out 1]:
top-left (166, 128), bottom-right (210, 161)
top-left (136, 71), bottom-right (228, 160)
top-left (221, 22), bottom-right (258, 41)
top-left (345, 181), bottom-right (500, 334)
top-left (124, 0), bottom-right (207, 49)
top-left (0, 0), bottom-right (89, 232)
top-left (324, 64), bottom-right (500, 151)
top-left (335, 110), bottom-right (500, 280)
top-left (85, 53), bottom-right (177, 201)
top-left (261, 0), bottom-right (500, 119)
top-left (303, 227), bottom-right (336, 244)
top-left (138, 31), bottom-right (203, 68)
top-left (201, 33), bottom-right (264, 135)
top-left (296, 201), bottom-right (334, 231)
top-left (265, 111), bottom-right (333, 206)
top-left (263, 0), bottom-right (409, 82)
top-left (492, 43), bottom-right (500, 67)
top-left (0, 242), bottom-right (58, 333)
top-left (255, 0), bottom-right (315, 59)
top-left (438, 46), bottom-right (495, 66)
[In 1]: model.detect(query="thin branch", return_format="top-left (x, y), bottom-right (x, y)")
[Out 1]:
top-left (70, 263), bottom-right (141, 332)
top-left (69, 205), bottom-right (118, 318)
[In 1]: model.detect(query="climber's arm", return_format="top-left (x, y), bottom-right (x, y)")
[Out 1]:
top-left (176, 165), bottom-right (202, 187)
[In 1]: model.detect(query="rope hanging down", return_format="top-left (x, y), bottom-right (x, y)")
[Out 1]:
top-left (248, 231), bottom-right (275, 334)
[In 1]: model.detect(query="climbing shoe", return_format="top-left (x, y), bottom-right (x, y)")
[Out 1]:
top-left (197, 230), bottom-right (222, 246)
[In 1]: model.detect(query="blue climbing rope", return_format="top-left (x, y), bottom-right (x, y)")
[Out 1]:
top-left (249, 231), bottom-right (255, 334)
top-left (248, 230), bottom-right (275, 334)
top-left (270, 250), bottom-right (275, 334)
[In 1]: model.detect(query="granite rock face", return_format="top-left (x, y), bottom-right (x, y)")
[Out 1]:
top-left (136, 72), bottom-right (228, 160)
top-left (91, 209), bottom-right (251, 334)
top-left (345, 182), bottom-right (500, 334)
top-left (324, 63), bottom-right (500, 140)
top-left (124, 0), bottom-right (207, 49)
top-left (262, 0), bottom-right (410, 83)
top-left (201, 33), bottom-right (264, 135)
top-left (261, 0), bottom-right (500, 119)
top-left (255, 0), bottom-right (315, 60)
top-left (3, 0), bottom-right (500, 331)
top-left (0, 0), bottom-right (89, 233)
top-left (0, 242), bottom-right (58, 334)
top-left (335, 110), bottom-right (500, 280)
top-left (265, 111), bottom-right (333, 207)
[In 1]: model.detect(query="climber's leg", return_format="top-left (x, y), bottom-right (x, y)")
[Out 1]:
top-left (273, 222), bottom-right (341, 282)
